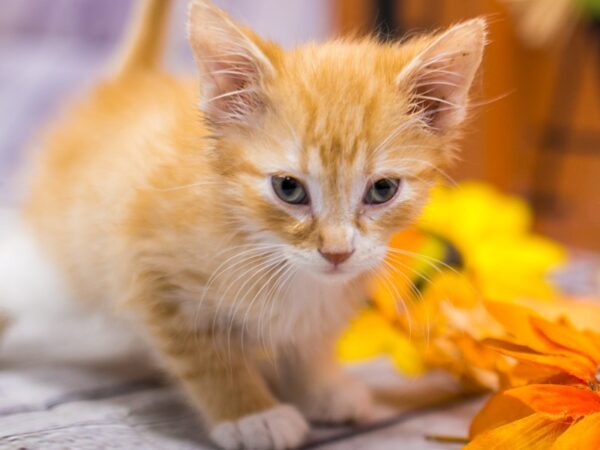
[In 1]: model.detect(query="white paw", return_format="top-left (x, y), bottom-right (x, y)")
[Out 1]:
top-left (210, 404), bottom-right (309, 450)
top-left (299, 375), bottom-right (373, 425)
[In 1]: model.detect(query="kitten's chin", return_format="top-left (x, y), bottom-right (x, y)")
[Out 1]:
top-left (301, 265), bottom-right (363, 285)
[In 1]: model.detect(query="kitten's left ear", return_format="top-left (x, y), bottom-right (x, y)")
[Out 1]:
top-left (397, 18), bottom-right (487, 133)
top-left (187, 1), bottom-right (277, 128)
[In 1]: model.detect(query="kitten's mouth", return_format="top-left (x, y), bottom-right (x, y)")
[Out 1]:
top-left (322, 264), bottom-right (354, 277)
top-left (302, 263), bottom-right (359, 284)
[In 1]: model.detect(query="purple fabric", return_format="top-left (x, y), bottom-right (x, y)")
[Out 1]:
top-left (0, 0), bottom-right (330, 203)
top-left (0, 0), bottom-right (135, 201)
top-left (0, 0), bottom-right (131, 43)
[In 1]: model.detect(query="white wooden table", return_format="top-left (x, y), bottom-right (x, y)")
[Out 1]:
top-left (0, 353), bottom-right (482, 449)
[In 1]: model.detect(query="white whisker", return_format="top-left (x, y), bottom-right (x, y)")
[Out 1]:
top-left (239, 258), bottom-right (288, 357)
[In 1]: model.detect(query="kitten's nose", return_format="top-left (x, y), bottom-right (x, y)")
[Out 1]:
top-left (319, 250), bottom-right (354, 266)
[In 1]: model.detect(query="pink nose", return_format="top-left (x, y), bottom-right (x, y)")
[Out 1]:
top-left (319, 250), bottom-right (354, 266)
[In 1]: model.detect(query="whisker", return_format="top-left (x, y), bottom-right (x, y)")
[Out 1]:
top-left (385, 247), bottom-right (480, 316)
top-left (218, 253), bottom-right (282, 330)
top-left (384, 252), bottom-right (437, 286)
top-left (221, 254), bottom-right (286, 360)
top-left (256, 262), bottom-right (292, 352)
top-left (369, 266), bottom-right (413, 337)
top-left (191, 243), bottom-right (285, 355)
top-left (239, 258), bottom-right (289, 357)
top-left (200, 251), bottom-right (273, 363)
top-left (267, 266), bottom-right (297, 367)
top-left (386, 247), bottom-right (455, 274)
top-left (381, 259), bottom-right (430, 340)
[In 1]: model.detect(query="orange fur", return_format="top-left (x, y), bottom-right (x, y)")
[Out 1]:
top-left (23, 1), bottom-right (486, 448)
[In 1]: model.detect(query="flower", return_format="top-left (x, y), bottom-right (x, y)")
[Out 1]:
top-left (339, 182), bottom-right (567, 388)
top-left (466, 301), bottom-right (600, 449)
top-left (337, 309), bottom-right (425, 375)
top-left (337, 181), bottom-right (600, 447)
top-left (419, 182), bottom-right (565, 301)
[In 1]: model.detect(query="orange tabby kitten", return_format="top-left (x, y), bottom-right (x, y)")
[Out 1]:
top-left (22, 1), bottom-right (486, 448)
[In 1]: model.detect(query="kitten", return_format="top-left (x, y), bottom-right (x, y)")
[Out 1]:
top-left (21, 1), bottom-right (486, 449)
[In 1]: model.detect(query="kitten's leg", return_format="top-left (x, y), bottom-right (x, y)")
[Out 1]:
top-left (278, 338), bottom-right (374, 425)
top-left (141, 304), bottom-right (309, 450)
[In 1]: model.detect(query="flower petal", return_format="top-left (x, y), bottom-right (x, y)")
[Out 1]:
top-left (470, 392), bottom-right (534, 438)
top-left (336, 309), bottom-right (426, 375)
top-left (485, 302), bottom-right (551, 350)
top-left (531, 315), bottom-right (600, 363)
top-left (483, 338), bottom-right (597, 382)
top-left (465, 413), bottom-right (569, 449)
top-left (507, 360), bottom-right (562, 386)
top-left (551, 412), bottom-right (600, 450)
top-left (505, 385), bottom-right (600, 419)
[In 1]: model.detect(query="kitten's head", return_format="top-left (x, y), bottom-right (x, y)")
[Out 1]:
top-left (188, 1), bottom-right (486, 283)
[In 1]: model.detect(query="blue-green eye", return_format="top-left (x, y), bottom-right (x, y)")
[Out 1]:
top-left (271, 176), bottom-right (309, 205)
top-left (364, 178), bottom-right (400, 205)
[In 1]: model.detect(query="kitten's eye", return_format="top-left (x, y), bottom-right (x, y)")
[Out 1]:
top-left (271, 176), bottom-right (309, 205)
top-left (364, 178), bottom-right (400, 205)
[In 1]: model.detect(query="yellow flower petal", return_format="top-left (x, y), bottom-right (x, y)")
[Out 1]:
top-left (505, 385), bottom-right (600, 420)
top-left (469, 392), bottom-right (534, 438)
top-left (551, 413), bottom-right (600, 450)
top-left (337, 309), bottom-right (425, 375)
top-left (465, 413), bottom-right (569, 449)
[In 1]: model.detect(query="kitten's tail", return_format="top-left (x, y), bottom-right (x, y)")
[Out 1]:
top-left (112, 0), bottom-right (174, 75)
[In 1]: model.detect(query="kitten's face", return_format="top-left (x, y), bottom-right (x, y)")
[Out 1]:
top-left (214, 59), bottom-right (437, 282)
top-left (189, 1), bottom-right (486, 282)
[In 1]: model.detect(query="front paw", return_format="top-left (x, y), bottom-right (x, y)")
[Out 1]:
top-left (298, 375), bottom-right (373, 425)
top-left (210, 404), bottom-right (309, 450)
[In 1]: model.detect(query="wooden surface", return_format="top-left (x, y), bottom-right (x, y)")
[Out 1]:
top-left (0, 354), bottom-right (482, 449)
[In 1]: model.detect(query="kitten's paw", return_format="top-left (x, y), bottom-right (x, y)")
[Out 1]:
top-left (210, 404), bottom-right (309, 450)
top-left (299, 375), bottom-right (373, 425)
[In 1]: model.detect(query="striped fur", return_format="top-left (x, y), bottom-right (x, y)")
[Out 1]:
top-left (23, 1), bottom-right (486, 448)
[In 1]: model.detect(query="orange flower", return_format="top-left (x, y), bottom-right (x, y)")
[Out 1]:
top-left (483, 301), bottom-right (600, 384)
top-left (466, 301), bottom-right (600, 449)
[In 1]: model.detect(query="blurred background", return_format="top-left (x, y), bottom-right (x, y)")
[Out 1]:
top-left (0, 0), bottom-right (598, 250)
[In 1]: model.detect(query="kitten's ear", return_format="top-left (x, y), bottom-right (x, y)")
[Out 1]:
top-left (187, 1), bottom-right (276, 127)
top-left (397, 18), bottom-right (487, 133)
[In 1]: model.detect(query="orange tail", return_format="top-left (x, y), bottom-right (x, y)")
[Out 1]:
top-left (112, 0), bottom-right (174, 75)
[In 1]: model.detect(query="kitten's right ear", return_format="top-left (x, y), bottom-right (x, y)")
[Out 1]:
top-left (397, 18), bottom-right (487, 134)
top-left (187, 1), bottom-right (276, 127)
